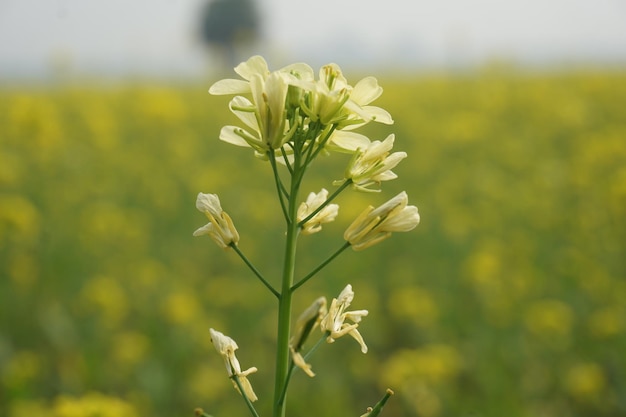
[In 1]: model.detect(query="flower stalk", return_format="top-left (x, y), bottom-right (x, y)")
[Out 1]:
top-left (230, 243), bottom-right (279, 298)
top-left (273, 164), bottom-right (302, 417)
top-left (194, 55), bottom-right (420, 417)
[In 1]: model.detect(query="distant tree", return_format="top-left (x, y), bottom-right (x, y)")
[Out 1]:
top-left (199, 0), bottom-right (261, 67)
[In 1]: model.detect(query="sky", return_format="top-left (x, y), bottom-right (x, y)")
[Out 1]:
top-left (1, 0), bottom-right (626, 79)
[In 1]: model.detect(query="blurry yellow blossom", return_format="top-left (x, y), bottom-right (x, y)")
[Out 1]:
top-left (0, 152), bottom-right (21, 187)
top-left (187, 363), bottom-right (230, 401)
top-left (7, 252), bottom-right (39, 290)
top-left (564, 362), bottom-right (606, 401)
top-left (464, 245), bottom-right (502, 287)
top-left (162, 291), bottom-right (201, 326)
top-left (7, 94), bottom-right (63, 150)
top-left (380, 345), bottom-right (462, 417)
top-left (8, 399), bottom-right (50, 417)
top-left (381, 344), bottom-right (462, 387)
top-left (524, 299), bottom-right (574, 339)
top-left (0, 195), bottom-right (40, 245)
top-left (587, 306), bottom-right (624, 338)
top-left (3, 351), bottom-right (41, 386)
top-left (80, 102), bottom-right (119, 151)
top-left (79, 275), bottom-right (129, 328)
top-left (405, 383), bottom-right (442, 417)
top-left (133, 88), bottom-right (187, 125)
top-left (524, 299), bottom-right (575, 350)
top-left (387, 286), bottom-right (438, 328)
top-left (78, 204), bottom-right (148, 252)
top-left (53, 392), bottom-right (138, 417)
top-left (111, 331), bottom-right (150, 367)
top-left (297, 188), bottom-right (339, 235)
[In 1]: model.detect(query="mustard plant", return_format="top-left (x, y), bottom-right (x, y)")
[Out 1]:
top-left (194, 56), bottom-right (420, 417)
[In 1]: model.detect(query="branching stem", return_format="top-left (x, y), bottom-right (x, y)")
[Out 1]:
top-left (292, 242), bottom-right (351, 292)
top-left (231, 244), bottom-right (279, 298)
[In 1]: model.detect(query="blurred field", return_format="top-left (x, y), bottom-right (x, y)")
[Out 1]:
top-left (1, 69), bottom-right (625, 417)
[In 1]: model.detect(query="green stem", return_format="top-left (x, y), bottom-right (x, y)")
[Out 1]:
top-left (280, 143), bottom-right (294, 175)
top-left (304, 332), bottom-right (329, 360)
top-left (291, 241), bottom-right (351, 292)
top-left (231, 375), bottom-right (261, 417)
top-left (277, 359), bottom-right (295, 409)
top-left (273, 170), bottom-right (302, 417)
top-left (269, 149), bottom-right (290, 222)
top-left (231, 244), bottom-right (279, 298)
top-left (307, 124), bottom-right (337, 164)
top-left (277, 333), bottom-right (328, 407)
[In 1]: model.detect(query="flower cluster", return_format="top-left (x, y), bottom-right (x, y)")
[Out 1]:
top-left (208, 55), bottom-right (394, 175)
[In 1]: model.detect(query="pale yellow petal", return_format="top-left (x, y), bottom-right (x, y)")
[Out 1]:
top-left (209, 79), bottom-right (251, 95)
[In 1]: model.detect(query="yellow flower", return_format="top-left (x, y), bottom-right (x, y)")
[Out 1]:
top-left (340, 75), bottom-right (393, 128)
top-left (295, 63), bottom-right (392, 128)
top-left (320, 284), bottom-right (369, 353)
top-left (208, 55), bottom-right (270, 95)
top-left (297, 63), bottom-right (352, 125)
top-left (344, 192), bottom-right (420, 250)
top-left (326, 130), bottom-right (372, 154)
top-left (342, 134), bottom-right (407, 191)
top-left (219, 72), bottom-right (295, 153)
top-left (297, 188), bottom-right (339, 235)
top-left (209, 328), bottom-right (258, 402)
top-left (209, 55), bottom-right (312, 97)
top-left (193, 193), bottom-right (239, 249)
top-left (209, 56), bottom-right (393, 161)
top-left (210, 55), bottom-right (311, 155)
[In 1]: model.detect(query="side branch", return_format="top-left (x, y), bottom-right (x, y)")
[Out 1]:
top-left (231, 375), bottom-right (261, 417)
top-left (231, 244), bottom-right (280, 298)
top-left (277, 333), bottom-right (328, 407)
top-left (291, 241), bottom-right (351, 291)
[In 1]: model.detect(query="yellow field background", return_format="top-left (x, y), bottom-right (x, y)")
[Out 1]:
top-left (1, 69), bottom-right (625, 417)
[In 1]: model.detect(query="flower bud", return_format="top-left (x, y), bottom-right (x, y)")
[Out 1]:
top-left (344, 192), bottom-right (419, 250)
top-left (194, 193), bottom-right (240, 248)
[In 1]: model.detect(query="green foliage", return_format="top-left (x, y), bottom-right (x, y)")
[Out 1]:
top-left (1, 71), bottom-right (625, 417)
